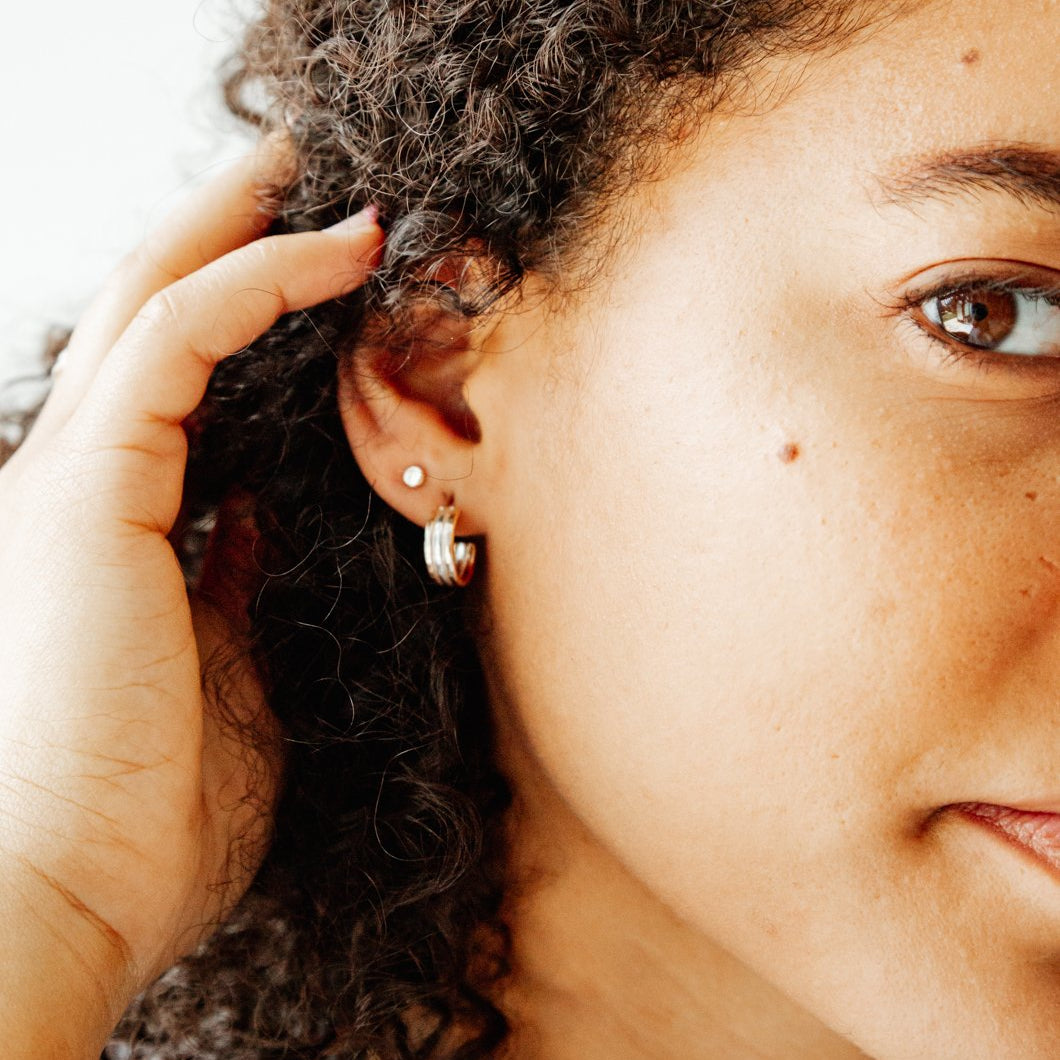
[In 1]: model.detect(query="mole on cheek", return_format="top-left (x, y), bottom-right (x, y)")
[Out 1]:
top-left (778, 442), bottom-right (801, 464)
top-left (960, 47), bottom-right (981, 65)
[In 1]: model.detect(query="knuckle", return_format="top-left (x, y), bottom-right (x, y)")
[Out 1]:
top-left (95, 250), bottom-right (144, 304)
top-left (115, 243), bottom-right (151, 277)
top-left (111, 245), bottom-right (148, 284)
top-left (230, 230), bottom-right (297, 277)
top-left (234, 236), bottom-right (290, 295)
top-left (128, 285), bottom-right (211, 367)
top-left (132, 287), bottom-right (199, 358)
top-left (112, 243), bottom-right (177, 289)
top-left (237, 237), bottom-right (275, 271)
top-left (136, 286), bottom-right (183, 332)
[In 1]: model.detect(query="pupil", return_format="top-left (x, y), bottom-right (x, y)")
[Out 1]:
top-left (971, 302), bottom-right (989, 322)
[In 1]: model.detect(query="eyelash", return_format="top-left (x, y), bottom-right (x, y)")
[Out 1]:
top-left (886, 270), bottom-right (1060, 374)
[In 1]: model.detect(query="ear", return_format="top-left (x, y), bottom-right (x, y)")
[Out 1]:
top-left (336, 299), bottom-right (489, 536)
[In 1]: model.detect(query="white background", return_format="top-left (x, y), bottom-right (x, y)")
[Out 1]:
top-left (0, 2), bottom-right (256, 389)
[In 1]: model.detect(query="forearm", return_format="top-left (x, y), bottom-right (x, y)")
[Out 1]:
top-left (0, 872), bottom-right (135, 1060)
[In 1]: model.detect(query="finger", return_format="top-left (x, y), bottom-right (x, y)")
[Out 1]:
top-left (62, 211), bottom-right (382, 535)
top-left (31, 136), bottom-right (297, 443)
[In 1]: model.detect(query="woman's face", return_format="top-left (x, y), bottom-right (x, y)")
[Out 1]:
top-left (454, 0), bottom-right (1060, 1055)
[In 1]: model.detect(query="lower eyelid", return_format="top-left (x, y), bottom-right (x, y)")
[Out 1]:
top-left (898, 315), bottom-right (1060, 379)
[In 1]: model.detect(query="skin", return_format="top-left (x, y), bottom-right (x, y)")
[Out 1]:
top-left (351, 1), bottom-right (1060, 1056)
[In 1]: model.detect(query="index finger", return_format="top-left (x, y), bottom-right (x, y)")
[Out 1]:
top-left (34, 136), bottom-right (298, 437)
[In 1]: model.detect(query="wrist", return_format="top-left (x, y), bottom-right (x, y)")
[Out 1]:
top-left (0, 866), bottom-right (137, 1059)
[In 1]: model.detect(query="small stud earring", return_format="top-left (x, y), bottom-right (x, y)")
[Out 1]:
top-left (424, 505), bottom-right (476, 587)
top-left (402, 465), bottom-right (426, 489)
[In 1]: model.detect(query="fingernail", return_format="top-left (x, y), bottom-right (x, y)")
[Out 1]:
top-left (326, 204), bottom-right (380, 233)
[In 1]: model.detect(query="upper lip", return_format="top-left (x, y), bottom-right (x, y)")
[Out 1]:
top-left (948, 802), bottom-right (1060, 870)
top-left (952, 801), bottom-right (1060, 815)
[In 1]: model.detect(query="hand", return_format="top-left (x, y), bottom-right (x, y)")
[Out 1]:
top-left (0, 145), bottom-right (382, 1056)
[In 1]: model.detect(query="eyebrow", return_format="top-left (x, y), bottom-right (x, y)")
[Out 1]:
top-left (872, 143), bottom-right (1060, 215)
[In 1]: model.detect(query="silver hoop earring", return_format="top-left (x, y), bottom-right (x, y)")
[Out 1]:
top-left (424, 506), bottom-right (476, 587)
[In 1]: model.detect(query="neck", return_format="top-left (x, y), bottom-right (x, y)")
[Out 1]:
top-left (490, 720), bottom-right (870, 1060)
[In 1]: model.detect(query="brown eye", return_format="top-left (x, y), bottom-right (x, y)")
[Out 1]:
top-left (927, 288), bottom-right (1017, 349)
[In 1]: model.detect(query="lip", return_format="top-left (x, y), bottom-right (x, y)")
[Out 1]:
top-left (950, 802), bottom-right (1060, 881)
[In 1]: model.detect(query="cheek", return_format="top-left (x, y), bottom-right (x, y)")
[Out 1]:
top-left (480, 289), bottom-right (1060, 956)
top-left (482, 309), bottom-right (892, 901)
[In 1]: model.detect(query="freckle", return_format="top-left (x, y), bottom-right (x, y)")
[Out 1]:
top-left (778, 442), bottom-right (801, 464)
top-left (1026, 491), bottom-right (1038, 501)
top-left (960, 47), bottom-right (981, 65)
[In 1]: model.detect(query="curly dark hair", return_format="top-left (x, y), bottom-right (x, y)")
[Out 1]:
top-left (3, 2), bottom-right (910, 1057)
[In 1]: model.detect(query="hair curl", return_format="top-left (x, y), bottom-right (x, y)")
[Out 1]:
top-left (2, 2), bottom-right (907, 1057)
